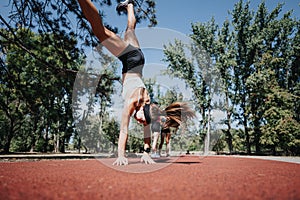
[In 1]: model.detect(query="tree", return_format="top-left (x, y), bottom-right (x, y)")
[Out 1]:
top-left (0, 28), bottom-right (81, 153)
top-left (191, 18), bottom-right (237, 154)
top-left (0, 0), bottom-right (156, 55)
top-left (0, 0), bottom-right (157, 153)
top-left (163, 37), bottom-right (216, 154)
top-left (260, 82), bottom-right (300, 155)
top-left (232, 1), bottom-right (299, 154)
top-left (215, 20), bottom-right (236, 154)
top-left (163, 0), bottom-right (300, 155)
top-left (72, 57), bottom-right (120, 153)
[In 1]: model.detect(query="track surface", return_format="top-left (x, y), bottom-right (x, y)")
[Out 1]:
top-left (1, 156), bottom-right (299, 200)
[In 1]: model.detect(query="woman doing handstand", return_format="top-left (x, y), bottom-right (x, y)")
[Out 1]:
top-left (77, 0), bottom-right (195, 165)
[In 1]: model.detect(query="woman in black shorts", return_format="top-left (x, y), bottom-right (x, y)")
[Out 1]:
top-left (77, 0), bottom-right (195, 165)
top-left (150, 102), bottom-right (163, 158)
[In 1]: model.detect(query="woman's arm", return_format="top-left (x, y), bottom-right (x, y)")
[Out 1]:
top-left (113, 99), bottom-right (135, 166)
top-left (118, 104), bottom-right (132, 156)
top-left (140, 125), bottom-right (155, 164)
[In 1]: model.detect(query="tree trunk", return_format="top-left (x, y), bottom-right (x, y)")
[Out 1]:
top-left (4, 119), bottom-right (15, 154)
top-left (225, 129), bottom-right (233, 154)
top-left (254, 123), bottom-right (261, 154)
top-left (242, 101), bottom-right (251, 154)
top-left (54, 134), bottom-right (59, 153)
top-left (43, 124), bottom-right (49, 153)
top-left (225, 92), bottom-right (233, 154)
top-left (204, 108), bottom-right (211, 155)
top-left (4, 133), bottom-right (13, 154)
top-left (60, 137), bottom-right (65, 153)
top-left (244, 118), bottom-right (251, 155)
top-left (30, 117), bottom-right (38, 153)
top-left (97, 112), bottom-right (103, 153)
top-left (78, 137), bottom-right (81, 154)
top-left (272, 145), bottom-right (276, 156)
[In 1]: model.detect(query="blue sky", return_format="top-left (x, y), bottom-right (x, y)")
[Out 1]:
top-left (1, 0), bottom-right (299, 36)
top-left (97, 0), bottom-right (300, 67)
top-left (104, 0), bottom-right (300, 35)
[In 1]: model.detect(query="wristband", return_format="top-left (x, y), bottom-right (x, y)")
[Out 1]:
top-left (143, 147), bottom-right (151, 153)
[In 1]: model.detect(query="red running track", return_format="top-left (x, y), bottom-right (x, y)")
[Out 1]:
top-left (0, 156), bottom-right (299, 200)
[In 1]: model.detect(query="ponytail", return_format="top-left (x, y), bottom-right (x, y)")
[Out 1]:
top-left (164, 102), bottom-right (195, 128)
top-left (149, 102), bottom-right (195, 128)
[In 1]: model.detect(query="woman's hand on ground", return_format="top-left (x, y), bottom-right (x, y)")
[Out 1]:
top-left (113, 156), bottom-right (128, 166)
top-left (141, 152), bottom-right (155, 164)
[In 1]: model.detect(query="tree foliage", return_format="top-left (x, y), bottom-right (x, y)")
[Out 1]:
top-left (0, 28), bottom-right (81, 153)
top-left (163, 0), bottom-right (300, 155)
top-left (0, 0), bottom-right (156, 153)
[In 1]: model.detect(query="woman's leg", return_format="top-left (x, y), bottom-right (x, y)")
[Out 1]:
top-left (152, 131), bottom-right (159, 154)
top-left (165, 133), bottom-right (171, 157)
top-left (78, 0), bottom-right (128, 56)
top-left (158, 132), bottom-right (165, 156)
top-left (124, 3), bottom-right (140, 48)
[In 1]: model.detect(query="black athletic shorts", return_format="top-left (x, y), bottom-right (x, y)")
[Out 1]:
top-left (118, 44), bottom-right (145, 74)
top-left (161, 127), bottom-right (170, 134)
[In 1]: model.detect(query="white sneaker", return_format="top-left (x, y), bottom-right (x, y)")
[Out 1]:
top-left (151, 153), bottom-right (160, 158)
top-left (116, 0), bottom-right (134, 12)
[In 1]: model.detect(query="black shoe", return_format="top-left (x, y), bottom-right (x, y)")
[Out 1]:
top-left (116, 0), bottom-right (134, 13)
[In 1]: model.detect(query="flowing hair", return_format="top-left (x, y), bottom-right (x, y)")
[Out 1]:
top-left (149, 102), bottom-right (195, 129)
top-left (163, 102), bottom-right (196, 128)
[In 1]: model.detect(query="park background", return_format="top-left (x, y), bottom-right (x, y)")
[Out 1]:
top-left (0, 0), bottom-right (299, 156)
